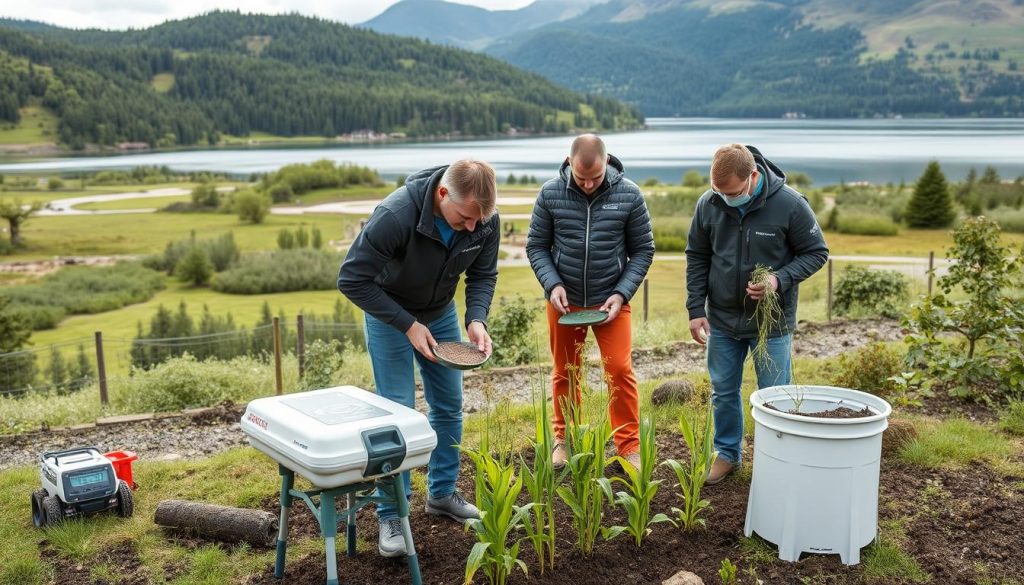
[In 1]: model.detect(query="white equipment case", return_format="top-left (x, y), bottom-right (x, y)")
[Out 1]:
top-left (240, 386), bottom-right (437, 488)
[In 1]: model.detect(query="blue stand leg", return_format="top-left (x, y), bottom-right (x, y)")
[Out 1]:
top-left (346, 493), bottom-right (357, 557)
top-left (274, 466), bottom-right (294, 579)
top-left (321, 492), bottom-right (339, 585)
top-left (392, 474), bottom-right (422, 585)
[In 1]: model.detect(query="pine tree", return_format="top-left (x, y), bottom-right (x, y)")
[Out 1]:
top-left (906, 161), bottom-right (955, 228)
top-left (48, 347), bottom-right (67, 392)
top-left (311, 226), bottom-right (323, 249)
top-left (175, 247), bottom-right (214, 286)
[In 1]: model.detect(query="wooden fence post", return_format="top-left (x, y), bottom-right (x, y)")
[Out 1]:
top-left (827, 259), bottom-right (833, 322)
top-left (296, 314), bottom-right (305, 381)
top-left (272, 317), bottom-right (283, 395)
top-left (95, 331), bottom-right (108, 406)
top-left (927, 251), bottom-right (935, 296)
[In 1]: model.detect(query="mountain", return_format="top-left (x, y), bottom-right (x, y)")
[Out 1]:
top-left (364, 0), bottom-right (1024, 117)
top-left (360, 0), bottom-right (600, 50)
top-left (0, 12), bottom-right (642, 150)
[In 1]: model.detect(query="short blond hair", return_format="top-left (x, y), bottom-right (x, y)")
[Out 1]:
top-left (442, 159), bottom-right (497, 221)
top-left (711, 144), bottom-right (756, 188)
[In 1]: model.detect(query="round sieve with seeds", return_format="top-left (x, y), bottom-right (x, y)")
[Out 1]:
top-left (431, 341), bottom-right (489, 370)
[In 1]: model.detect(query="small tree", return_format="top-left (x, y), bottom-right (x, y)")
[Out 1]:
top-left (905, 161), bottom-right (955, 228)
top-left (0, 198), bottom-right (43, 247)
top-left (980, 165), bottom-right (1001, 185)
top-left (506, 173), bottom-right (517, 185)
top-left (191, 182), bottom-right (220, 208)
top-left (788, 171), bottom-right (813, 188)
top-left (277, 229), bottom-right (295, 250)
top-left (295, 226), bottom-right (309, 248)
top-left (175, 247), bottom-right (214, 286)
top-left (48, 346), bottom-right (67, 391)
top-left (905, 217), bottom-right (1024, 399)
top-left (0, 295), bottom-right (38, 393)
top-left (234, 190), bottom-right (269, 224)
top-left (48, 177), bottom-right (64, 191)
top-left (68, 344), bottom-right (94, 392)
top-left (311, 225), bottom-right (323, 249)
top-left (682, 170), bottom-right (705, 188)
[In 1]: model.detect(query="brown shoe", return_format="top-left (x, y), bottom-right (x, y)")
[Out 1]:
top-left (552, 441), bottom-right (568, 470)
top-left (705, 458), bottom-right (735, 485)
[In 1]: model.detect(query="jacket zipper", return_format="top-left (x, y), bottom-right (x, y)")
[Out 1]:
top-left (584, 203), bottom-right (592, 306)
top-left (734, 218), bottom-right (746, 334)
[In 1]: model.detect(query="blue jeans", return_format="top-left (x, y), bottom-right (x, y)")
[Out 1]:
top-left (707, 331), bottom-right (792, 465)
top-left (364, 302), bottom-right (464, 520)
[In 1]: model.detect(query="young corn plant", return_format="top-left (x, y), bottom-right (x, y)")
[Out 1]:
top-left (599, 417), bottom-right (674, 546)
top-left (664, 404), bottom-right (717, 530)
top-left (519, 378), bottom-right (559, 574)
top-left (463, 434), bottom-right (536, 585)
top-left (555, 362), bottom-right (613, 556)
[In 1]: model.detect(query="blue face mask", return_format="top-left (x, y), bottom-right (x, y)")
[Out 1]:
top-left (717, 173), bottom-right (763, 207)
top-left (717, 175), bottom-right (753, 207)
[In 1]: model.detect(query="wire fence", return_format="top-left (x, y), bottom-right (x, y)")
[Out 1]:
top-left (0, 317), bottom-right (364, 400)
top-left (0, 252), bottom-right (945, 401)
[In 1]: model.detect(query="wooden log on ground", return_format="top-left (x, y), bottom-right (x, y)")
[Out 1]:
top-left (154, 499), bottom-right (278, 547)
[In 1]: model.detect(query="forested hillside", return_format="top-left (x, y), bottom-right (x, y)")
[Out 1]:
top-left (489, 0), bottom-right (1024, 117)
top-left (0, 12), bottom-right (643, 149)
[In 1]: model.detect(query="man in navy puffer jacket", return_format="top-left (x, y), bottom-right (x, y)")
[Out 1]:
top-left (527, 134), bottom-right (655, 470)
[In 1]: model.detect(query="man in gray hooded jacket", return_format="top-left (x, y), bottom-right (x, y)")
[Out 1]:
top-left (686, 144), bottom-right (828, 485)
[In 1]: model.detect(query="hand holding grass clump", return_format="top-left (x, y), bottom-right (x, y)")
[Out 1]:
top-left (748, 264), bottom-right (783, 364)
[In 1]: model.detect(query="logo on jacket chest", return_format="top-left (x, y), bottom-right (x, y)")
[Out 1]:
top-left (601, 203), bottom-right (620, 210)
top-left (754, 231), bottom-right (777, 237)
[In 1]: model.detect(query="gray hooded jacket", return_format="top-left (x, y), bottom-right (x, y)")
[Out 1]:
top-left (685, 146), bottom-right (829, 338)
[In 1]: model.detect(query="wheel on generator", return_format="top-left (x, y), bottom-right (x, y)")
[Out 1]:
top-left (116, 481), bottom-right (134, 518)
top-left (31, 489), bottom-right (48, 527)
top-left (42, 496), bottom-right (63, 526)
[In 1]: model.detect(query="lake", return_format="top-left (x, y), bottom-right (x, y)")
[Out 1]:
top-left (2, 118), bottom-right (1023, 186)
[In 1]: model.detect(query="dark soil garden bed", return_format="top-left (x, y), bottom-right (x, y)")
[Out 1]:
top-left (243, 433), bottom-right (1024, 585)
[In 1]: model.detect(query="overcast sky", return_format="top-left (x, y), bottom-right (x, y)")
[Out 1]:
top-left (0, 0), bottom-right (539, 30)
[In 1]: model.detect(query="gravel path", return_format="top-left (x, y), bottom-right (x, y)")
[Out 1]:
top-left (0, 319), bottom-right (901, 470)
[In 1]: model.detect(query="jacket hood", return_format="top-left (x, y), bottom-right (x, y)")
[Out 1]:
top-left (748, 145), bottom-right (787, 200)
top-left (558, 153), bottom-right (625, 189)
top-left (404, 165), bottom-right (446, 236)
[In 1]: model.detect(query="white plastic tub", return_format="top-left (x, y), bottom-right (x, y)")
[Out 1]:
top-left (240, 386), bottom-right (437, 488)
top-left (743, 385), bottom-right (892, 565)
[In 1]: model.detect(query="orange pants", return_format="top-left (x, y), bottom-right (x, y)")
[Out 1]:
top-left (547, 302), bottom-right (640, 456)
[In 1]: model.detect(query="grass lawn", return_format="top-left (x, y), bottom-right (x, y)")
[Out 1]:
top-left (10, 212), bottom-right (355, 260)
top-left (75, 195), bottom-right (191, 211)
top-left (220, 132), bottom-right (336, 146)
top-left (0, 105), bottom-right (59, 145)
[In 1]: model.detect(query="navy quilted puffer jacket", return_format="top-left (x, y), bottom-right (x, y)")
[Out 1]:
top-left (526, 155), bottom-right (655, 307)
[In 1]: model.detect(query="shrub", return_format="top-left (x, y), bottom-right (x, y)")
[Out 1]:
top-left (191, 182), bottom-right (220, 208)
top-left (212, 249), bottom-right (343, 294)
top-left (260, 160), bottom-right (381, 195)
top-left (146, 233), bottom-right (239, 274)
top-left (48, 177), bottom-right (63, 190)
top-left (116, 354), bottom-right (285, 413)
top-left (487, 296), bottom-right (538, 367)
top-left (301, 339), bottom-right (344, 391)
top-left (653, 222), bottom-right (689, 253)
top-left (832, 342), bottom-right (904, 398)
top-left (682, 170), bottom-right (705, 188)
top-left (234, 190), bottom-right (269, 224)
top-left (277, 229), bottom-right (295, 250)
top-left (836, 213), bottom-right (899, 236)
top-left (175, 247), bottom-right (214, 286)
top-left (268, 182), bottom-right (294, 203)
top-left (833, 265), bottom-right (909, 319)
top-left (3, 262), bottom-right (164, 329)
top-left (990, 206), bottom-right (1024, 233)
